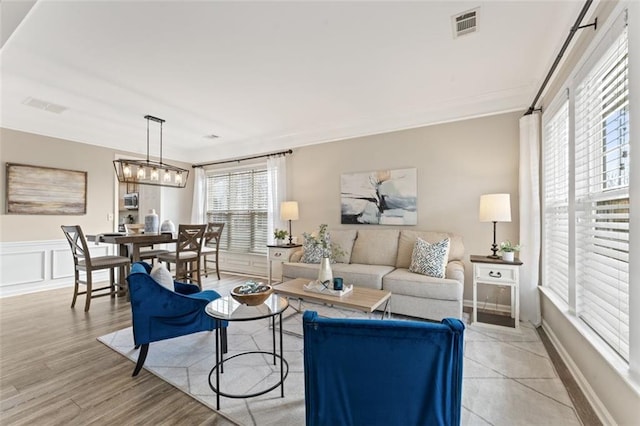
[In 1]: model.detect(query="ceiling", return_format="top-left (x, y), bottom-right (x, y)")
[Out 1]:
top-left (1, 0), bottom-right (586, 164)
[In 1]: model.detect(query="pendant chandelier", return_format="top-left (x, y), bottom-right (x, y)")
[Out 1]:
top-left (113, 115), bottom-right (189, 188)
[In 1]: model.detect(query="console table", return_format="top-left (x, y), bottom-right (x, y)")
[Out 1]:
top-left (470, 255), bottom-right (523, 330)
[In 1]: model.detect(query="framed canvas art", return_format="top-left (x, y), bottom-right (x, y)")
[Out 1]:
top-left (5, 163), bottom-right (87, 215)
top-left (341, 168), bottom-right (417, 225)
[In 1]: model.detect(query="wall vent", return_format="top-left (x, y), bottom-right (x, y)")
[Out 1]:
top-left (22, 97), bottom-right (68, 114)
top-left (452, 8), bottom-right (479, 38)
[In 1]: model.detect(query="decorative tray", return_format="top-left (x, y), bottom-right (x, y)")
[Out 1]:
top-left (303, 280), bottom-right (353, 297)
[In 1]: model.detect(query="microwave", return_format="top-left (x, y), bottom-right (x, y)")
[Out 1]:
top-left (124, 193), bottom-right (138, 209)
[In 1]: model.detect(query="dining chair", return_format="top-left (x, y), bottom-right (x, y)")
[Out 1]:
top-left (61, 225), bottom-right (132, 312)
top-left (157, 224), bottom-right (207, 288)
top-left (202, 222), bottom-right (225, 280)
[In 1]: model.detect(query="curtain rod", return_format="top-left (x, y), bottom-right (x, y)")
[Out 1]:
top-left (524, 0), bottom-right (597, 116)
top-left (192, 149), bottom-right (293, 168)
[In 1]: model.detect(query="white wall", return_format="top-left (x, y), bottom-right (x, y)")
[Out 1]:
top-left (288, 110), bottom-right (522, 303)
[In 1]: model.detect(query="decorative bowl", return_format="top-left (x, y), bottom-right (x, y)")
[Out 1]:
top-left (231, 282), bottom-right (273, 306)
top-left (125, 224), bottom-right (145, 234)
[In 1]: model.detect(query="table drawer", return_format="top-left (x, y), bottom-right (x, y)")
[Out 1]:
top-left (475, 265), bottom-right (516, 282)
top-left (269, 248), bottom-right (291, 261)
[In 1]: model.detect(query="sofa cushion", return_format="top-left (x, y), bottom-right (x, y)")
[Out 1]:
top-left (350, 229), bottom-right (399, 266)
top-left (282, 262), bottom-right (394, 290)
top-left (409, 237), bottom-right (450, 279)
top-left (150, 263), bottom-right (174, 291)
top-left (383, 268), bottom-right (463, 301)
top-left (329, 229), bottom-right (357, 263)
top-left (396, 230), bottom-right (464, 268)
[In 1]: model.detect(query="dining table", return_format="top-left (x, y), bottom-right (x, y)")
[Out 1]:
top-left (87, 232), bottom-right (177, 286)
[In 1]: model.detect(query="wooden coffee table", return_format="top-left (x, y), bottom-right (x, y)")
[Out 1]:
top-left (273, 278), bottom-right (391, 319)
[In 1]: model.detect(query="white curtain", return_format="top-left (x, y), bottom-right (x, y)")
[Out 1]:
top-left (519, 112), bottom-right (542, 326)
top-left (267, 155), bottom-right (287, 244)
top-left (190, 167), bottom-right (206, 223)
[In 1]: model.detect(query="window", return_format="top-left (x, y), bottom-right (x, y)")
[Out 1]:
top-left (206, 167), bottom-right (268, 255)
top-left (542, 10), bottom-right (630, 362)
top-left (542, 98), bottom-right (570, 304)
top-left (574, 23), bottom-right (629, 361)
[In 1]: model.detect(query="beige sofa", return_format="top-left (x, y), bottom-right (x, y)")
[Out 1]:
top-left (281, 229), bottom-right (464, 321)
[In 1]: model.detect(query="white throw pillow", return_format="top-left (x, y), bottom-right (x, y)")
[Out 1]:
top-left (409, 237), bottom-right (450, 279)
top-left (150, 263), bottom-right (174, 291)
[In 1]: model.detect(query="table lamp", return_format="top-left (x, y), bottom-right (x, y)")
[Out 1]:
top-left (479, 193), bottom-right (511, 258)
top-left (280, 201), bottom-right (299, 245)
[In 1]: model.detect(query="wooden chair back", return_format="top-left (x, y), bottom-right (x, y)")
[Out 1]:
top-left (175, 224), bottom-right (207, 260)
top-left (61, 225), bottom-right (93, 268)
top-left (205, 222), bottom-right (225, 247)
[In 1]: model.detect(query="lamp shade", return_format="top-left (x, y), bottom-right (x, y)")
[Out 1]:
top-left (280, 201), bottom-right (299, 221)
top-left (479, 193), bottom-right (511, 222)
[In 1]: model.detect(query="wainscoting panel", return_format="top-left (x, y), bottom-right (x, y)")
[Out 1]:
top-left (0, 240), bottom-right (112, 297)
top-left (0, 250), bottom-right (45, 286)
top-left (218, 252), bottom-right (267, 278)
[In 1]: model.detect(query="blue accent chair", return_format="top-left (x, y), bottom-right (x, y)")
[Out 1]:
top-left (303, 311), bottom-right (465, 426)
top-left (127, 262), bottom-right (227, 376)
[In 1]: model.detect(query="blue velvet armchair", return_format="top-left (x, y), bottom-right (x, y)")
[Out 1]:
top-left (127, 262), bottom-right (227, 376)
top-left (303, 311), bottom-right (465, 426)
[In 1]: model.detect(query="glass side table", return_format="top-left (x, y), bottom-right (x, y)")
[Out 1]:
top-left (205, 294), bottom-right (289, 410)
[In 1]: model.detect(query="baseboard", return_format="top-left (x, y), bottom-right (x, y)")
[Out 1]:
top-left (462, 298), bottom-right (511, 315)
top-left (541, 319), bottom-right (616, 425)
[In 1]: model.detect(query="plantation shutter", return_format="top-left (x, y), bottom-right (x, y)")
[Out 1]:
top-left (206, 168), bottom-right (268, 255)
top-left (574, 18), bottom-right (629, 360)
top-left (542, 98), bottom-right (570, 303)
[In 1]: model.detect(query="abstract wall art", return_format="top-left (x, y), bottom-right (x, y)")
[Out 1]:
top-left (340, 168), bottom-right (417, 225)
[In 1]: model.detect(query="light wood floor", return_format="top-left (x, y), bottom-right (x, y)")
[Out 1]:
top-left (0, 272), bottom-right (250, 426)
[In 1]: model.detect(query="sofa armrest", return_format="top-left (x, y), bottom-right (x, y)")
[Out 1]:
top-left (289, 249), bottom-right (304, 262)
top-left (446, 260), bottom-right (465, 284)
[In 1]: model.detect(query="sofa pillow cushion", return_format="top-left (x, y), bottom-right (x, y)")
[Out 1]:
top-left (328, 229), bottom-right (357, 263)
top-left (301, 234), bottom-right (326, 264)
top-left (409, 237), bottom-right (450, 279)
top-left (396, 230), bottom-right (464, 268)
top-left (351, 229), bottom-right (399, 266)
top-left (151, 263), bottom-right (174, 291)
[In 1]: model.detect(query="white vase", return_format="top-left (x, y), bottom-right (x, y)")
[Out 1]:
top-left (144, 209), bottom-right (159, 234)
top-left (502, 251), bottom-right (515, 262)
top-left (318, 257), bottom-right (333, 284)
top-left (160, 219), bottom-right (175, 234)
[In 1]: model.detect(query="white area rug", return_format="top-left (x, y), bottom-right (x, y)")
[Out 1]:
top-left (98, 306), bottom-right (582, 426)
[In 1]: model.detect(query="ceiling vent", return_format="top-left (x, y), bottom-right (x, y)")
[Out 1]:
top-left (452, 8), bottom-right (479, 38)
top-left (22, 97), bottom-right (68, 114)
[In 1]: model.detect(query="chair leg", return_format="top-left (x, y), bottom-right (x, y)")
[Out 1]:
top-left (71, 270), bottom-right (80, 308)
top-left (84, 273), bottom-right (92, 312)
top-left (215, 249), bottom-right (221, 280)
top-left (203, 254), bottom-right (209, 278)
top-left (132, 343), bottom-right (149, 377)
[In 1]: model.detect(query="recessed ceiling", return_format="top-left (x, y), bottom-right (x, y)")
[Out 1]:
top-left (0, 1), bottom-right (585, 163)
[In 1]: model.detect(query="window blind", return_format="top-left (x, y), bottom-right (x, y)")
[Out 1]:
top-left (542, 99), bottom-right (570, 303)
top-left (574, 24), bottom-right (629, 361)
top-left (206, 168), bottom-right (268, 255)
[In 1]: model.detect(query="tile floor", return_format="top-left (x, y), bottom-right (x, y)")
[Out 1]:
top-left (99, 302), bottom-right (584, 426)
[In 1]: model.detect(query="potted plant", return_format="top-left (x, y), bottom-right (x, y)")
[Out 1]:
top-left (499, 240), bottom-right (521, 262)
top-left (273, 228), bottom-right (289, 245)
